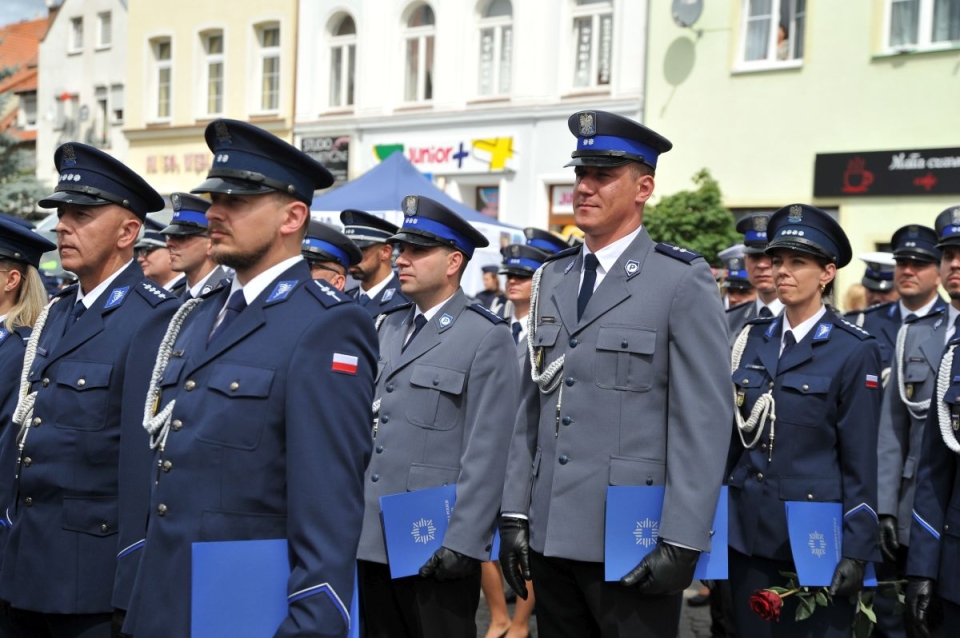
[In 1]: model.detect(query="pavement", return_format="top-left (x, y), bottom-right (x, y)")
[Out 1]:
top-left (476, 581), bottom-right (713, 638)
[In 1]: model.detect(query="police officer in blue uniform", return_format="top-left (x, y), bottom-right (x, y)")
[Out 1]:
top-left (728, 215), bottom-right (783, 341)
top-left (499, 243), bottom-right (551, 366)
top-left (719, 244), bottom-right (756, 310)
top-left (122, 119), bottom-right (377, 638)
top-left (728, 204), bottom-right (883, 637)
top-left (136, 218), bottom-right (187, 296)
top-left (161, 193), bottom-right (229, 300)
top-left (340, 210), bottom-right (410, 317)
top-left (856, 252), bottom-right (898, 308)
top-left (904, 205), bottom-right (960, 638)
top-left (0, 143), bottom-right (180, 638)
top-left (302, 219), bottom-right (362, 291)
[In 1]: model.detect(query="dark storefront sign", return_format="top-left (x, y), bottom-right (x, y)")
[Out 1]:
top-left (814, 147), bottom-right (960, 197)
top-left (301, 136), bottom-right (350, 182)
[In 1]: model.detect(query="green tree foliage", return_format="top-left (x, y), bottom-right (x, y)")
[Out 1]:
top-left (644, 168), bottom-right (738, 265)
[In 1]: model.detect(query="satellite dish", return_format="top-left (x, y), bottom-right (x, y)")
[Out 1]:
top-left (672, 0), bottom-right (704, 28)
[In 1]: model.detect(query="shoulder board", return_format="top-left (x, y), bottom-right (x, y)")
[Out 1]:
top-left (468, 303), bottom-right (507, 324)
top-left (544, 246), bottom-right (581, 263)
top-left (306, 279), bottom-right (352, 308)
top-left (654, 242), bottom-right (702, 263)
top-left (906, 307), bottom-right (945, 324)
top-left (134, 281), bottom-right (177, 307)
top-left (860, 301), bottom-right (895, 315)
top-left (380, 299), bottom-right (415, 315)
top-left (54, 283), bottom-right (79, 299)
top-left (745, 315), bottom-right (775, 326)
top-left (726, 300), bottom-right (752, 315)
top-left (834, 317), bottom-right (874, 340)
top-left (13, 326), bottom-right (31, 341)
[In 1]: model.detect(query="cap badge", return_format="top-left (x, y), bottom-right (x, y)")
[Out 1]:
top-left (578, 112), bottom-right (597, 137)
top-left (754, 216), bottom-right (768, 232)
top-left (508, 245), bottom-right (521, 257)
top-left (62, 144), bottom-right (77, 168)
top-left (403, 195), bottom-right (418, 217)
top-left (171, 193), bottom-right (181, 211)
top-left (214, 121), bottom-right (232, 145)
top-left (788, 205), bottom-right (803, 224)
top-left (952, 208), bottom-right (960, 226)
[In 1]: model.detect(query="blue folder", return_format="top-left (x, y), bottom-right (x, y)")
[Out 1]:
top-left (380, 484), bottom-right (457, 579)
top-left (191, 539), bottom-right (361, 638)
top-left (604, 486), bottom-right (729, 582)
top-left (785, 501), bottom-right (878, 587)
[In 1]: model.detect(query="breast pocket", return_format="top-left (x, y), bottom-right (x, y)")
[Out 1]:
top-left (531, 323), bottom-right (562, 372)
top-left (903, 360), bottom-right (932, 401)
top-left (779, 373), bottom-right (832, 427)
top-left (405, 364), bottom-right (466, 431)
top-left (195, 363), bottom-right (276, 450)
top-left (942, 383), bottom-right (960, 431)
top-left (732, 367), bottom-right (769, 414)
top-left (53, 361), bottom-right (114, 431)
top-left (595, 327), bottom-right (656, 392)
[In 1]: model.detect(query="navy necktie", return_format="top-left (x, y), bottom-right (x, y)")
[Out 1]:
top-left (403, 314), bottom-right (428, 352)
top-left (208, 290), bottom-right (247, 346)
top-left (759, 306), bottom-right (773, 318)
top-left (63, 301), bottom-right (87, 335)
top-left (904, 313), bottom-right (917, 324)
top-left (780, 330), bottom-right (796, 360)
top-left (577, 254), bottom-right (600, 321)
top-left (511, 321), bottom-right (522, 345)
top-left (359, 292), bottom-right (371, 307)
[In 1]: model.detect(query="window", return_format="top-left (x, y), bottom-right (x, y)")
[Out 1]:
top-left (202, 30), bottom-right (225, 116)
top-left (150, 37), bottom-right (173, 120)
top-left (110, 84), bottom-right (124, 124)
top-left (887, 0), bottom-right (960, 50)
top-left (403, 4), bottom-right (435, 102)
top-left (571, 0), bottom-right (613, 89)
top-left (477, 0), bottom-right (513, 96)
top-left (94, 86), bottom-right (109, 146)
top-left (19, 93), bottom-right (37, 129)
top-left (738, 0), bottom-right (805, 66)
top-left (256, 23), bottom-right (281, 112)
top-left (97, 12), bottom-right (112, 48)
top-left (329, 14), bottom-right (357, 108)
top-left (69, 17), bottom-right (83, 52)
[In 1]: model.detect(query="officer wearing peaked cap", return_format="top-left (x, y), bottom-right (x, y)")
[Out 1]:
top-left (123, 119), bottom-right (378, 638)
top-left (356, 194), bottom-right (519, 637)
top-left (727, 204), bottom-right (882, 637)
top-left (136, 223), bottom-right (186, 296)
top-left (341, 209), bottom-right (410, 318)
top-left (499, 111), bottom-right (730, 637)
top-left (857, 252), bottom-right (898, 306)
top-left (302, 219), bottom-right (362, 291)
top-left (0, 143), bottom-right (180, 638)
top-left (161, 193), bottom-right (229, 300)
top-left (727, 215), bottom-right (783, 343)
top-left (719, 244), bottom-right (756, 310)
top-left (500, 243), bottom-right (550, 366)
top-left (524, 227), bottom-right (570, 255)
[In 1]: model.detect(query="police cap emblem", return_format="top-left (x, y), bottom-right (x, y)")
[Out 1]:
top-left (62, 144), bottom-right (77, 168)
top-left (403, 195), bottom-right (419, 217)
top-left (171, 193), bottom-right (181, 211)
top-left (952, 207), bottom-right (960, 226)
top-left (578, 111), bottom-right (596, 137)
top-left (214, 120), bottom-right (232, 145)
top-left (508, 244), bottom-right (520, 258)
top-left (754, 216), bottom-right (768, 232)
top-left (788, 205), bottom-right (803, 224)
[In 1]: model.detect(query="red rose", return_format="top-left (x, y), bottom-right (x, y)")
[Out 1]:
top-left (749, 589), bottom-right (783, 622)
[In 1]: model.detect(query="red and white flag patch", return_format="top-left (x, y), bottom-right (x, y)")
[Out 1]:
top-left (332, 353), bottom-right (359, 375)
top-left (865, 374), bottom-right (878, 389)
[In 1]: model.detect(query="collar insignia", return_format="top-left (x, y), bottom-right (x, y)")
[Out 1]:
top-left (104, 286), bottom-right (130, 309)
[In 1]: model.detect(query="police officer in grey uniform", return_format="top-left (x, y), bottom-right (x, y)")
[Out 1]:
top-left (728, 215), bottom-right (783, 340)
top-left (357, 195), bottom-right (519, 638)
top-left (499, 110), bottom-right (732, 637)
top-left (500, 243), bottom-right (551, 366)
top-left (719, 244), bottom-right (756, 310)
top-left (161, 192), bottom-right (229, 300)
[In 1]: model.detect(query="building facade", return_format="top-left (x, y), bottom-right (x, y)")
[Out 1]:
top-left (1, 16), bottom-right (49, 173)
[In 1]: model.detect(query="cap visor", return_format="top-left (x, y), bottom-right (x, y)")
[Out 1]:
top-left (742, 246), bottom-right (767, 255)
top-left (862, 280), bottom-right (894, 292)
top-left (723, 281), bottom-right (754, 290)
top-left (37, 190), bottom-right (111, 209)
top-left (765, 239), bottom-right (833, 262)
top-left (893, 249), bottom-right (938, 263)
top-left (387, 231), bottom-right (447, 248)
top-left (564, 156), bottom-right (634, 168)
top-left (191, 176), bottom-right (275, 197)
top-left (499, 267), bottom-right (535, 278)
top-left (161, 224), bottom-right (207, 236)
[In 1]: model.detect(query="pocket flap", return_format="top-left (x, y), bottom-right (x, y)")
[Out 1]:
top-left (57, 361), bottom-right (113, 391)
top-left (944, 383), bottom-right (960, 405)
top-left (782, 373), bottom-right (831, 395)
top-left (407, 463), bottom-right (460, 491)
top-left (608, 455), bottom-right (665, 486)
top-left (904, 361), bottom-right (930, 384)
top-left (597, 327), bottom-right (656, 355)
top-left (160, 358), bottom-right (186, 387)
top-left (208, 363), bottom-right (275, 398)
top-left (62, 495), bottom-right (117, 537)
top-left (533, 323), bottom-right (561, 348)
top-left (409, 364), bottom-right (466, 395)
top-left (732, 368), bottom-right (767, 389)
top-left (779, 476), bottom-right (842, 502)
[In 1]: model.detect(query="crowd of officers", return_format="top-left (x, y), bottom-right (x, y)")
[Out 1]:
top-left (0, 108), bottom-right (956, 638)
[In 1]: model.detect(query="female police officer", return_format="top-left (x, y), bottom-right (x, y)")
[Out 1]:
top-left (726, 204), bottom-right (882, 637)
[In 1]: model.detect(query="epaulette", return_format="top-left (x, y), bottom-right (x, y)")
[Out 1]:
top-left (13, 325), bottom-right (31, 342)
top-left (468, 303), bottom-right (507, 324)
top-left (544, 245), bottom-right (581, 263)
top-left (654, 242), bottom-right (701, 263)
top-left (746, 314), bottom-right (776, 326)
top-left (380, 300), bottom-right (414, 315)
top-left (906, 306), bottom-right (946, 324)
top-left (54, 282), bottom-right (79, 299)
top-left (135, 281), bottom-right (176, 307)
top-left (726, 300), bottom-right (752, 315)
top-left (834, 317), bottom-right (874, 340)
top-left (306, 279), bottom-right (352, 308)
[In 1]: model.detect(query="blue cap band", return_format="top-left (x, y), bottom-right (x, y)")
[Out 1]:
top-left (941, 225), bottom-right (960, 240)
top-left (773, 225), bottom-right (840, 261)
top-left (727, 269), bottom-right (748, 280)
top-left (171, 209), bottom-right (209, 227)
top-left (743, 230), bottom-right (768, 244)
top-left (302, 237), bottom-right (350, 266)
top-left (504, 256), bottom-right (544, 271)
top-left (864, 268), bottom-right (894, 281)
top-left (401, 215), bottom-right (476, 257)
top-left (528, 238), bottom-right (561, 252)
top-left (576, 135), bottom-right (661, 167)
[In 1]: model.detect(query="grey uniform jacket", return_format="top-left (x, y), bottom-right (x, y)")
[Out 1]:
top-left (878, 309), bottom-right (947, 545)
top-left (502, 229), bottom-right (733, 562)
top-left (358, 289), bottom-right (520, 563)
top-left (726, 301), bottom-right (756, 344)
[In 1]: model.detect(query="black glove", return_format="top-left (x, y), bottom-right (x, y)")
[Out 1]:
top-left (828, 557), bottom-right (865, 597)
top-left (498, 516), bottom-right (532, 600)
top-left (621, 542), bottom-right (700, 595)
top-left (879, 515), bottom-right (900, 563)
top-left (111, 608), bottom-right (132, 638)
top-left (906, 577), bottom-right (934, 638)
top-left (418, 546), bottom-right (479, 581)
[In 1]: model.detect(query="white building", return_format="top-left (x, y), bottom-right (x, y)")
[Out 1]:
top-left (294, 0), bottom-right (651, 232)
top-left (36, 0), bottom-right (128, 186)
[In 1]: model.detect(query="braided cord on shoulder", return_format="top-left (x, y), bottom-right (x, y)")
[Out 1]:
top-left (895, 323), bottom-right (931, 418)
top-left (936, 344), bottom-right (960, 454)
top-left (527, 265), bottom-right (563, 394)
top-left (731, 323), bottom-right (777, 453)
top-left (13, 297), bottom-right (62, 465)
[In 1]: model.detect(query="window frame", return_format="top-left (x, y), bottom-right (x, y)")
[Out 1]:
top-left (327, 13), bottom-right (357, 109)
top-left (402, 3), bottom-right (436, 104)
top-left (200, 29), bottom-right (226, 118)
top-left (96, 11), bottom-right (112, 50)
top-left (69, 16), bottom-right (84, 54)
top-left (253, 21), bottom-right (282, 115)
top-left (148, 36), bottom-right (174, 123)
top-left (882, 0), bottom-right (960, 53)
top-left (734, 0), bottom-right (805, 72)
top-left (569, 0), bottom-right (614, 92)
top-left (19, 92), bottom-right (38, 130)
top-left (475, 0), bottom-right (514, 98)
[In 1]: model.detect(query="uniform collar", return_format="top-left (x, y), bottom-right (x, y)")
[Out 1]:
top-left (163, 272), bottom-right (186, 291)
top-left (416, 291), bottom-right (457, 323)
top-left (899, 296), bottom-right (938, 322)
top-left (582, 226), bottom-right (642, 277)
top-left (781, 304), bottom-right (827, 351)
top-left (756, 297), bottom-right (783, 316)
top-left (361, 271), bottom-right (395, 300)
top-left (189, 266), bottom-right (223, 298)
top-left (227, 255), bottom-right (303, 306)
top-left (76, 259), bottom-right (134, 308)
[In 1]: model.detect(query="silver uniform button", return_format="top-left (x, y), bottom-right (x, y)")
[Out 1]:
top-left (184, 380), bottom-right (196, 391)
top-left (77, 378), bottom-right (86, 387)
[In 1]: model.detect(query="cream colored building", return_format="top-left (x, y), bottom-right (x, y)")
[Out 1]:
top-left (644, 0), bottom-right (960, 296)
top-left (124, 0), bottom-right (297, 196)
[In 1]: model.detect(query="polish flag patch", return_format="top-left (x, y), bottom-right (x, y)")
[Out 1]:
top-left (332, 353), bottom-right (359, 375)
top-left (865, 374), bottom-right (878, 389)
